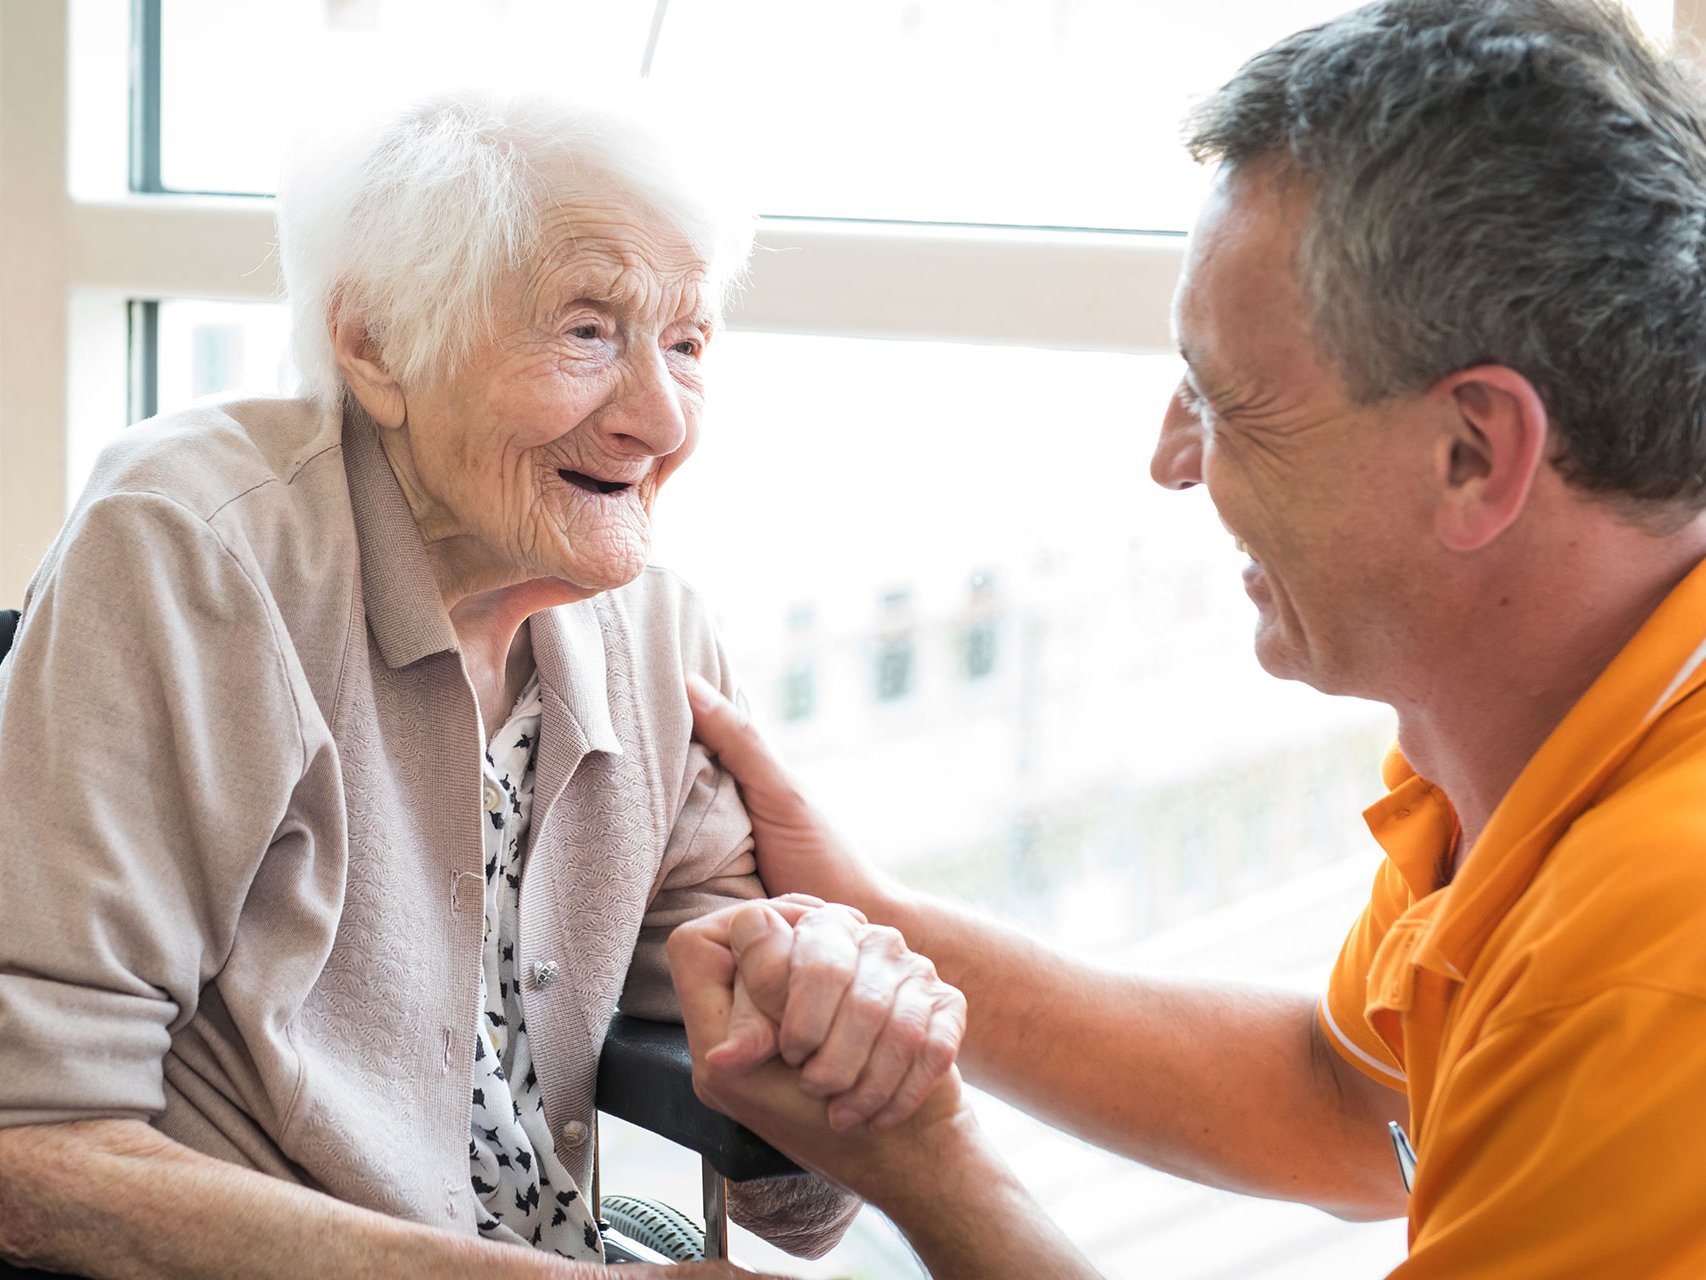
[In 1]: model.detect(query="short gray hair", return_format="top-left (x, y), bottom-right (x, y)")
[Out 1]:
top-left (1187, 0), bottom-right (1706, 512)
top-left (277, 90), bottom-right (755, 406)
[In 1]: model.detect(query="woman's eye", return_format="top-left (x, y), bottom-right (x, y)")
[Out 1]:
top-left (670, 339), bottom-right (701, 358)
top-left (568, 323), bottom-right (600, 341)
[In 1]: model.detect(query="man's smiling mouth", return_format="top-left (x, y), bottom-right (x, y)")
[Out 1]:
top-left (559, 469), bottom-right (634, 496)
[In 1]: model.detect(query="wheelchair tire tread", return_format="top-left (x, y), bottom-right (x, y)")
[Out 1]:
top-left (601, 1193), bottom-right (705, 1263)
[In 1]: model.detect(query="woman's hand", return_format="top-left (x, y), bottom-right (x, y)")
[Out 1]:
top-left (685, 676), bottom-right (893, 915)
top-left (670, 898), bottom-right (967, 1136)
top-left (0, 1119), bottom-right (790, 1280)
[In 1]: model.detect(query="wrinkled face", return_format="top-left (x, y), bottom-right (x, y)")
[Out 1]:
top-left (396, 194), bottom-right (712, 597)
top-left (1150, 164), bottom-right (1437, 697)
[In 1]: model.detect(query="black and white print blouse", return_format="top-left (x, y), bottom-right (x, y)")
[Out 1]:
top-left (469, 673), bottom-right (603, 1261)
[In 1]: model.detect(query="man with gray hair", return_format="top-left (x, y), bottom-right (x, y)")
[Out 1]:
top-left (667, 1), bottom-right (1706, 1275)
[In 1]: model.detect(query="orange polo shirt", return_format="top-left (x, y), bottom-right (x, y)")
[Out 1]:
top-left (1321, 557), bottom-right (1706, 1278)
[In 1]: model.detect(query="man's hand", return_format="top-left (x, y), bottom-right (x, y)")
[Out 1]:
top-left (668, 900), bottom-right (971, 1200)
top-left (686, 675), bottom-right (892, 914)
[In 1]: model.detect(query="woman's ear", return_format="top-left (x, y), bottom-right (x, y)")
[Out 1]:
top-left (330, 311), bottom-right (406, 430)
top-left (1430, 365), bottom-right (1550, 552)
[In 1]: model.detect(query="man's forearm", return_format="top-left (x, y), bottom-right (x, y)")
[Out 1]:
top-left (875, 888), bottom-right (1407, 1220)
top-left (838, 1110), bottom-right (1100, 1280)
top-left (0, 1119), bottom-right (748, 1280)
top-left (680, 679), bottom-right (1405, 1220)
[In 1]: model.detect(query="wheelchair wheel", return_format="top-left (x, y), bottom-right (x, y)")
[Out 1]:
top-left (601, 1194), bottom-right (705, 1262)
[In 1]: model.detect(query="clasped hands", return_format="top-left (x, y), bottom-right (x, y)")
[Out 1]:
top-left (668, 895), bottom-right (969, 1196)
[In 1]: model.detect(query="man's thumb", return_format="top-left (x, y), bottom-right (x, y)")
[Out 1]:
top-left (708, 977), bottom-right (780, 1071)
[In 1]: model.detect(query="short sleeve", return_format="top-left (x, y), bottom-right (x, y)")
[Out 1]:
top-left (1391, 986), bottom-right (1706, 1278)
top-left (0, 492), bottom-right (306, 1126)
top-left (1319, 858), bottom-right (1410, 1090)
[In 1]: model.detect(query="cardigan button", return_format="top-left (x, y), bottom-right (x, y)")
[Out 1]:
top-left (561, 1120), bottom-right (589, 1146)
top-left (534, 959), bottom-right (560, 988)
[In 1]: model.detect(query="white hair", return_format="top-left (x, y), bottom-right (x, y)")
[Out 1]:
top-left (276, 89), bottom-right (755, 405)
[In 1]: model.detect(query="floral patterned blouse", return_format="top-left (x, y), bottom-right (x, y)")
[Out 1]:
top-left (469, 672), bottom-right (603, 1261)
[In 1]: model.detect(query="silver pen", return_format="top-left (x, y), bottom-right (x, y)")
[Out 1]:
top-left (1389, 1121), bottom-right (1417, 1193)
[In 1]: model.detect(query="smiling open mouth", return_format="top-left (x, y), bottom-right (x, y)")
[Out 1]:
top-left (559, 469), bottom-right (633, 496)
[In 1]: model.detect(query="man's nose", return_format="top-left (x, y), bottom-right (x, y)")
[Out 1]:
top-left (600, 352), bottom-right (690, 457)
top-left (1150, 390), bottom-right (1203, 490)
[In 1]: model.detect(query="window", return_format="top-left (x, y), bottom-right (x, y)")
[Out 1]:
top-left (960, 571), bottom-right (1001, 681)
top-left (143, 0), bottom-right (1684, 228)
top-left (779, 605), bottom-right (819, 724)
top-left (5, 2), bottom-right (1693, 1276)
top-left (157, 299), bottom-right (291, 412)
top-left (873, 590), bottom-right (918, 704)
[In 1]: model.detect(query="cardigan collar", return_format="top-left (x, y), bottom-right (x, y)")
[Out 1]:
top-left (344, 408), bottom-right (459, 671)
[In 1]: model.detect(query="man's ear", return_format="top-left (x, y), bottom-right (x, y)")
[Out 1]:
top-left (330, 309), bottom-right (406, 430)
top-left (1430, 365), bottom-right (1550, 552)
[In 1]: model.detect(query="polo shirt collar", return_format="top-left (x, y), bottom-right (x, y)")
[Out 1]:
top-left (1363, 756), bottom-right (1457, 904)
top-left (1377, 555), bottom-right (1706, 981)
top-left (344, 410), bottom-right (460, 669)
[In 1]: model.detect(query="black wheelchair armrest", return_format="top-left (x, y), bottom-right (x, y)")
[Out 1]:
top-left (597, 1015), bottom-right (800, 1183)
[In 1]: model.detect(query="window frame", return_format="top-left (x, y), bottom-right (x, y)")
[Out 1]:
top-left (2, 0), bottom-right (1701, 600)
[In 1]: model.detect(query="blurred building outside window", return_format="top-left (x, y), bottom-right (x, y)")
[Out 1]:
top-left (874, 589), bottom-right (919, 704)
top-left (960, 570), bottom-right (1002, 681)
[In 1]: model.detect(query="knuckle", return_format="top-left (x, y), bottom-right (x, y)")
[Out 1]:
top-left (843, 1084), bottom-right (887, 1115)
top-left (889, 1015), bottom-right (930, 1056)
top-left (779, 1022), bottom-right (827, 1062)
top-left (869, 924), bottom-right (907, 955)
top-left (778, 1012), bottom-right (819, 1047)
top-left (920, 1035), bottom-right (958, 1076)
top-left (802, 1058), bottom-right (859, 1093)
top-left (845, 985), bottom-right (891, 1020)
top-left (805, 908), bottom-right (859, 942)
top-left (821, 1071), bottom-right (863, 1097)
top-left (890, 1074), bottom-right (930, 1111)
top-left (795, 954), bottom-right (854, 989)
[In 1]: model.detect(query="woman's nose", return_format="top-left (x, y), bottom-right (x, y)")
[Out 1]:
top-left (1150, 391), bottom-right (1203, 491)
top-left (601, 354), bottom-right (689, 457)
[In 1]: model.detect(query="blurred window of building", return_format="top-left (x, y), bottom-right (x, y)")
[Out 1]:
top-left (779, 604), bottom-right (819, 723)
top-left (874, 589), bottom-right (918, 704)
top-left (961, 570), bottom-right (1001, 681)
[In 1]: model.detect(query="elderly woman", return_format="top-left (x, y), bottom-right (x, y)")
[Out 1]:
top-left (0, 92), bottom-right (960, 1280)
